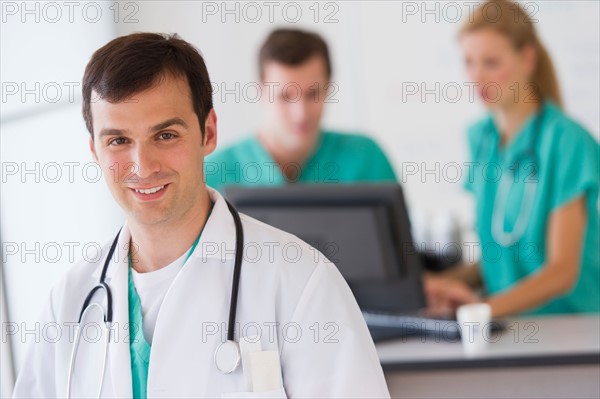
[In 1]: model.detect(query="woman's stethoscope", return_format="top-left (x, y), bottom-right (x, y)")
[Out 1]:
top-left (67, 200), bottom-right (245, 398)
top-left (477, 107), bottom-right (545, 247)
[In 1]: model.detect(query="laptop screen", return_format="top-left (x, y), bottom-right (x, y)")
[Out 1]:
top-left (225, 184), bottom-right (427, 312)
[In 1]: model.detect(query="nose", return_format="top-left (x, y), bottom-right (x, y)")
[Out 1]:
top-left (468, 64), bottom-right (484, 86)
top-left (131, 142), bottom-right (160, 180)
top-left (289, 98), bottom-right (308, 122)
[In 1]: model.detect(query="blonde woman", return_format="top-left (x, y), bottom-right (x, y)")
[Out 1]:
top-left (427, 0), bottom-right (599, 317)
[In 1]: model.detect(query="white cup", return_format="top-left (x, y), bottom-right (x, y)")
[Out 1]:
top-left (456, 303), bottom-right (492, 354)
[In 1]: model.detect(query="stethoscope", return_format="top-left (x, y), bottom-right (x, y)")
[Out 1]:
top-left (66, 200), bottom-right (245, 398)
top-left (477, 107), bottom-right (545, 247)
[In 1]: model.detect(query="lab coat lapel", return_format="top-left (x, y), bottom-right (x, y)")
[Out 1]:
top-left (147, 189), bottom-right (240, 397)
top-left (105, 223), bottom-right (133, 398)
top-left (197, 187), bottom-right (237, 262)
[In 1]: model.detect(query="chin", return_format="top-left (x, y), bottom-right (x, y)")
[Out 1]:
top-left (129, 207), bottom-right (173, 227)
top-left (479, 97), bottom-right (500, 110)
top-left (480, 100), bottom-right (494, 109)
top-left (294, 127), bottom-right (319, 141)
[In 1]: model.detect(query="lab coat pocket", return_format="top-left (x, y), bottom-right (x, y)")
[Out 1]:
top-left (221, 387), bottom-right (288, 399)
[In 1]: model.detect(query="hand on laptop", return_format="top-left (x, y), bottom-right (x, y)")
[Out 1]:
top-left (423, 275), bottom-right (480, 316)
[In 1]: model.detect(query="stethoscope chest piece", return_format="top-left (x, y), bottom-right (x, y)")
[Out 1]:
top-left (214, 340), bottom-right (241, 374)
top-left (68, 200), bottom-right (246, 393)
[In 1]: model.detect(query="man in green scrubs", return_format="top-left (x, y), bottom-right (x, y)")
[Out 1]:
top-left (465, 100), bottom-right (600, 314)
top-left (205, 29), bottom-right (396, 192)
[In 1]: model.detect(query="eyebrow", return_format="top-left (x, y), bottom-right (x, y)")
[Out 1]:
top-left (98, 128), bottom-right (128, 138)
top-left (149, 117), bottom-right (189, 133)
top-left (98, 117), bottom-right (189, 138)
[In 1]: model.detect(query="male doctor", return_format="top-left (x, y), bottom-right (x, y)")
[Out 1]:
top-left (12, 33), bottom-right (389, 398)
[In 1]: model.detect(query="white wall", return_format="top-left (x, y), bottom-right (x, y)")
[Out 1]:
top-left (1, 1), bottom-right (119, 391)
top-left (2, 1), bottom-right (598, 391)
top-left (115, 0), bottom-right (600, 229)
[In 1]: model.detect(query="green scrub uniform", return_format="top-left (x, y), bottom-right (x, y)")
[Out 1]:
top-left (127, 267), bottom-right (151, 399)
top-left (204, 131), bottom-right (397, 192)
top-left (464, 101), bottom-right (600, 314)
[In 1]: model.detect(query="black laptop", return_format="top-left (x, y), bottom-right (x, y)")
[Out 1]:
top-left (225, 183), bottom-right (501, 342)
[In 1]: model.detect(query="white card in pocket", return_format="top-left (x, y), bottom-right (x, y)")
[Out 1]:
top-left (249, 350), bottom-right (283, 393)
top-left (239, 335), bottom-right (261, 391)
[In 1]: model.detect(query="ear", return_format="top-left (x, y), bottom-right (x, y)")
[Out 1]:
top-left (202, 108), bottom-right (217, 156)
top-left (89, 136), bottom-right (99, 163)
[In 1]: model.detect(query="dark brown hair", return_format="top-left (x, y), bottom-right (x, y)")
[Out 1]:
top-left (259, 28), bottom-right (332, 80)
top-left (82, 32), bottom-right (213, 137)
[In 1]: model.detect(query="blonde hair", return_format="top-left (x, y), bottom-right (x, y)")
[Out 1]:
top-left (460, 0), bottom-right (562, 107)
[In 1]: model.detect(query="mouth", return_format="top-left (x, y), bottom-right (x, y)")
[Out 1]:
top-left (130, 184), bottom-right (169, 201)
top-left (293, 123), bottom-right (311, 134)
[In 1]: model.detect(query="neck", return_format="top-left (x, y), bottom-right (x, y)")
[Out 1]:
top-left (258, 130), bottom-right (317, 181)
top-left (128, 189), bottom-right (211, 273)
top-left (493, 100), bottom-right (540, 146)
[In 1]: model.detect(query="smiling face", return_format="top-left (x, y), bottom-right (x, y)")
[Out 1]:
top-left (261, 56), bottom-right (328, 153)
top-left (460, 28), bottom-right (536, 110)
top-left (89, 74), bottom-right (216, 227)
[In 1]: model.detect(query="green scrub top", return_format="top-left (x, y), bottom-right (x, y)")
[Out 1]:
top-left (204, 130), bottom-right (397, 192)
top-left (127, 267), bottom-right (151, 399)
top-left (127, 205), bottom-right (212, 398)
top-left (464, 101), bottom-right (600, 314)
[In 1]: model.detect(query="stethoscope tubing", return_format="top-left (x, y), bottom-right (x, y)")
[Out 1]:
top-left (67, 200), bottom-right (244, 396)
top-left (477, 106), bottom-right (545, 247)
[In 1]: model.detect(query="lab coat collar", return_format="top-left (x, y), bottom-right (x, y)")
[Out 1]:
top-left (191, 186), bottom-right (238, 263)
top-left (86, 187), bottom-right (234, 397)
top-left (86, 224), bottom-right (134, 397)
top-left (102, 223), bottom-right (133, 397)
top-left (91, 186), bottom-right (236, 281)
top-left (91, 224), bottom-right (131, 281)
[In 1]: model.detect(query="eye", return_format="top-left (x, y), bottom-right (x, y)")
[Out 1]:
top-left (306, 89), bottom-right (320, 102)
top-left (484, 58), bottom-right (499, 68)
top-left (108, 137), bottom-right (128, 146)
top-left (157, 132), bottom-right (177, 140)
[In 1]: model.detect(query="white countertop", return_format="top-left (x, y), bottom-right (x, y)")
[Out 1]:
top-left (376, 314), bottom-right (600, 370)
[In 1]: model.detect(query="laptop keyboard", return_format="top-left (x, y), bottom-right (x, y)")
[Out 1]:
top-left (362, 310), bottom-right (461, 341)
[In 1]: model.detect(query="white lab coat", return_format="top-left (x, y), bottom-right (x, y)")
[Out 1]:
top-left (13, 187), bottom-right (390, 398)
